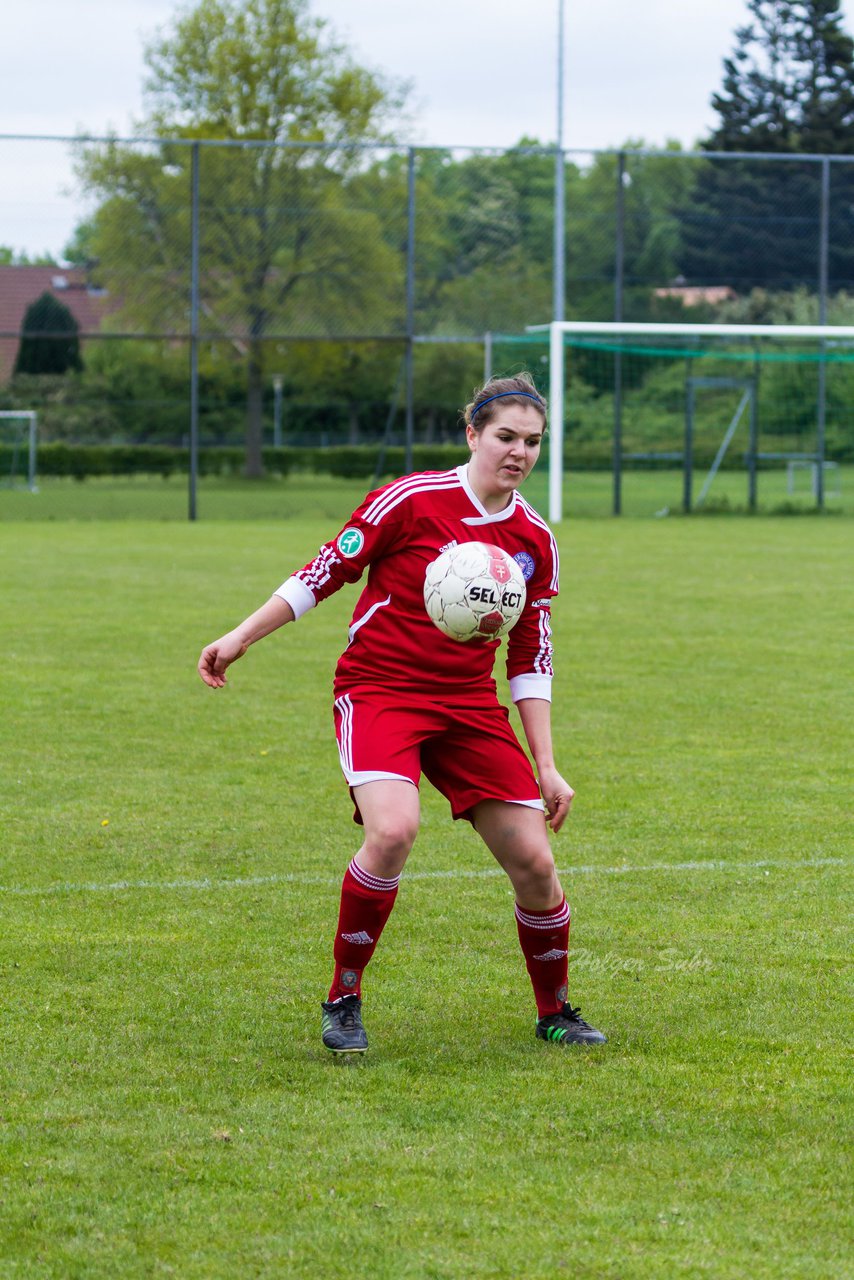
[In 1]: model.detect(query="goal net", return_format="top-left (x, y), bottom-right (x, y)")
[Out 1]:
top-left (526, 322), bottom-right (853, 520)
top-left (0, 411), bottom-right (38, 492)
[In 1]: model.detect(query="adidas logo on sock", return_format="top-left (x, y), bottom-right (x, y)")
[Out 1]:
top-left (341, 930), bottom-right (374, 945)
top-left (533, 948), bottom-right (568, 962)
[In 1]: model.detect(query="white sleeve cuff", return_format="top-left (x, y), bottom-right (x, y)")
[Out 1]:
top-left (509, 673), bottom-right (553, 703)
top-left (274, 576), bottom-right (317, 620)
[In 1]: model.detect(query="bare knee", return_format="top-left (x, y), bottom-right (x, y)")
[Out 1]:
top-left (507, 848), bottom-right (562, 909)
top-left (473, 801), bottom-right (563, 908)
top-left (361, 813), bottom-right (419, 873)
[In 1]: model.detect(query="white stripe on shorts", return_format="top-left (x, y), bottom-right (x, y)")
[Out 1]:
top-left (334, 694), bottom-right (354, 774)
top-left (334, 694), bottom-right (415, 788)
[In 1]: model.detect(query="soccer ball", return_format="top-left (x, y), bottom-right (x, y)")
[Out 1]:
top-left (423, 541), bottom-right (526, 642)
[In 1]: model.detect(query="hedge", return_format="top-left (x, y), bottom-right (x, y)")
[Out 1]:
top-left (0, 442), bottom-right (471, 481)
top-left (0, 440), bottom-right (849, 481)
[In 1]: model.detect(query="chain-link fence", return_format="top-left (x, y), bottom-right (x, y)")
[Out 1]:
top-left (1, 135), bottom-right (853, 512)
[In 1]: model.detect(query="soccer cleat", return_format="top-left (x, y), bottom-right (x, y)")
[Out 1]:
top-left (536, 1003), bottom-right (607, 1046)
top-left (321, 994), bottom-right (368, 1054)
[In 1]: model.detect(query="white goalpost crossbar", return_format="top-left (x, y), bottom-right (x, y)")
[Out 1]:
top-left (530, 321), bottom-right (854, 522)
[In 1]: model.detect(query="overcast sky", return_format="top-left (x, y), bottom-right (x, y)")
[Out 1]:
top-left (3, 0), bottom-right (853, 258)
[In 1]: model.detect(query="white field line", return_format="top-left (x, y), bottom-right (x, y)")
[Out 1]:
top-left (0, 856), bottom-right (846, 899)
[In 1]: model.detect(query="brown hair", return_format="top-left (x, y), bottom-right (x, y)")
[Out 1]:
top-left (463, 372), bottom-right (548, 433)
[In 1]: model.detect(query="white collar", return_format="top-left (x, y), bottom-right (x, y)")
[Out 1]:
top-left (456, 464), bottom-right (518, 524)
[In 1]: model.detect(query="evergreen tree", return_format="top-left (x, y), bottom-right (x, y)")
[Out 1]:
top-left (14, 292), bottom-right (83, 375)
top-left (679, 0), bottom-right (854, 292)
top-left (789, 0), bottom-right (854, 152)
top-left (708, 1), bottom-right (801, 152)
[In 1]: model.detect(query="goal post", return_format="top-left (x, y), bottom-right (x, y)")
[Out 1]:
top-left (0, 411), bottom-right (38, 492)
top-left (531, 321), bottom-right (854, 521)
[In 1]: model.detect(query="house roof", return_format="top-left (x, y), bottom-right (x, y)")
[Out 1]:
top-left (0, 265), bottom-right (115, 382)
top-left (653, 285), bottom-right (738, 307)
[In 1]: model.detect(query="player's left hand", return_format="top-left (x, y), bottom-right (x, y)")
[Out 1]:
top-left (539, 767), bottom-right (575, 833)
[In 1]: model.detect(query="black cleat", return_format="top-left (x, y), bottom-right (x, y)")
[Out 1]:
top-left (321, 994), bottom-right (368, 1054)
top-left (536, 1003), bottom-right (607, 1046)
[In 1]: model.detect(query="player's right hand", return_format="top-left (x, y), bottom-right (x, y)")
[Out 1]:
top-left (197, 633), bottom-right (248, 688)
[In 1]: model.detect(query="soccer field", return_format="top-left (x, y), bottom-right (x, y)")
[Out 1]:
top-left (2, 513), bottom-right (851, 1277)
top-left (1, 463), bottom-right (852, 522)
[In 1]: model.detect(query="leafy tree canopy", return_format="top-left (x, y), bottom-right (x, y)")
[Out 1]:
top-left (0, 246), bottom-right (59, 266)
top-left (142, 0), bottom-right (406, 144)
top-left (74, 0), bottom-right (408, 474)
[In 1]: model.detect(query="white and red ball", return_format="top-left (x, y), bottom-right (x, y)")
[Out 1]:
top-left (423, 541), bottom-right (526, 642)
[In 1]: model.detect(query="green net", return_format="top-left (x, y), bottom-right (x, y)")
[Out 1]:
top-left (492, 331), bottom-right (852, 474)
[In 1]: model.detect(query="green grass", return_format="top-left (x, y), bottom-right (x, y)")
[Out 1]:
top-left (1, 463), bottom-right (851, 521)
top-left (1, 513), bottom-right (852, 1278)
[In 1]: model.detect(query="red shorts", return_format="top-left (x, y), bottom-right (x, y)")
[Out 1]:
top-left (332, 687), bottom-right (544, 823)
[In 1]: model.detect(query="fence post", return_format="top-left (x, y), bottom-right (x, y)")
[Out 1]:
top-left (188, 140), bottom-right (200, 523)
top-left (683, 361), bottom-right (694, 514)
top-left (404, 147), bottom-right (416, 475)
top-left (748, 357), bottom-right (759, 512)
top-left (816, 155), bottom-right (830, 509)
top-left (613, 151), bottom-right (625, 516)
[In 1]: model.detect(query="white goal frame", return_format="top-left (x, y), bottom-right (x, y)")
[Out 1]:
top-left (0, 410), bottom-right (38, 492)
top-left (529, 321), bottom-right (854, 521)
top-left (787, 458), bottom-right (841, 500)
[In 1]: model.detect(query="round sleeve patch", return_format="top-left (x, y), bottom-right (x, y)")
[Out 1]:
top-left (513, 551), bottom-right (536, 581)
top-left (337, 527), bottom-right (365, 557)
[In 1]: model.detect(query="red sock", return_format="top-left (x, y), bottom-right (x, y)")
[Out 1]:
top-left (514, 897), bottom-right (571, 1017)
top-left (328, 857), bottom-right (400, 1001)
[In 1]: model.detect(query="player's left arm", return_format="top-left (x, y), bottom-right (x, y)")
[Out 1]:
top-left (516, 697), bottom-right (574, 833)
top-left (506, 526), bottom-right (569, 828)
top-left (504, 520), bottom-right (558, 692)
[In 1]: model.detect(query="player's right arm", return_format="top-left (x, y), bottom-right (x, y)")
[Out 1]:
top-left (274, 491), bottom-right (400, 618)
top-left (198, 595), bottom-right (295, 687)
top-left (198, 484), bottom-right (401, 688)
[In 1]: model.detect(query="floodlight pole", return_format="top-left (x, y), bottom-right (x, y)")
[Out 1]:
top-left (549, 323), bottom-right (564, 523)
top-left (550, 0), bottom-right (566, 522)
top-left (484, 331), bottom-right (493, 383)
top-left (553, 0), bottom-right (566, 327)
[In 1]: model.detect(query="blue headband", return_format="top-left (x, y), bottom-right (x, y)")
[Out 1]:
top-left (470, 391), bottom-right (544, 420)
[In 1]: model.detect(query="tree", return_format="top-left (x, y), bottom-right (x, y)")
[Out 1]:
top-left (14, 292), bottom-right (83, 375)
top-left (74, 0), bottom-right (406, 475)
top-left (679, 0), bottom-right (854, 292)
top-left (796, 1), bottom-right (854, 151)
top-left (0, 247), bottom-right (59, 266)
top-left (62, 221), bottom-right (99, 268)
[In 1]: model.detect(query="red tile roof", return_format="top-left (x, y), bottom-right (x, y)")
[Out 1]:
top-left (0, 265), bottom-right (115, 381)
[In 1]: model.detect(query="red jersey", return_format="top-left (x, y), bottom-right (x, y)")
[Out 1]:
top-left (276, 465), bottom-right (558, 705)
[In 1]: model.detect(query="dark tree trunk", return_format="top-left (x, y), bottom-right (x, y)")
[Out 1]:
top-left (245, 343), bottom-right (265, 477)
top-left (347, 400), bottom-right (360, 444)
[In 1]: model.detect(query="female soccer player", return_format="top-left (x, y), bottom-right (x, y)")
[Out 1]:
top-left (198, 373), bottom-right (606, 1054)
